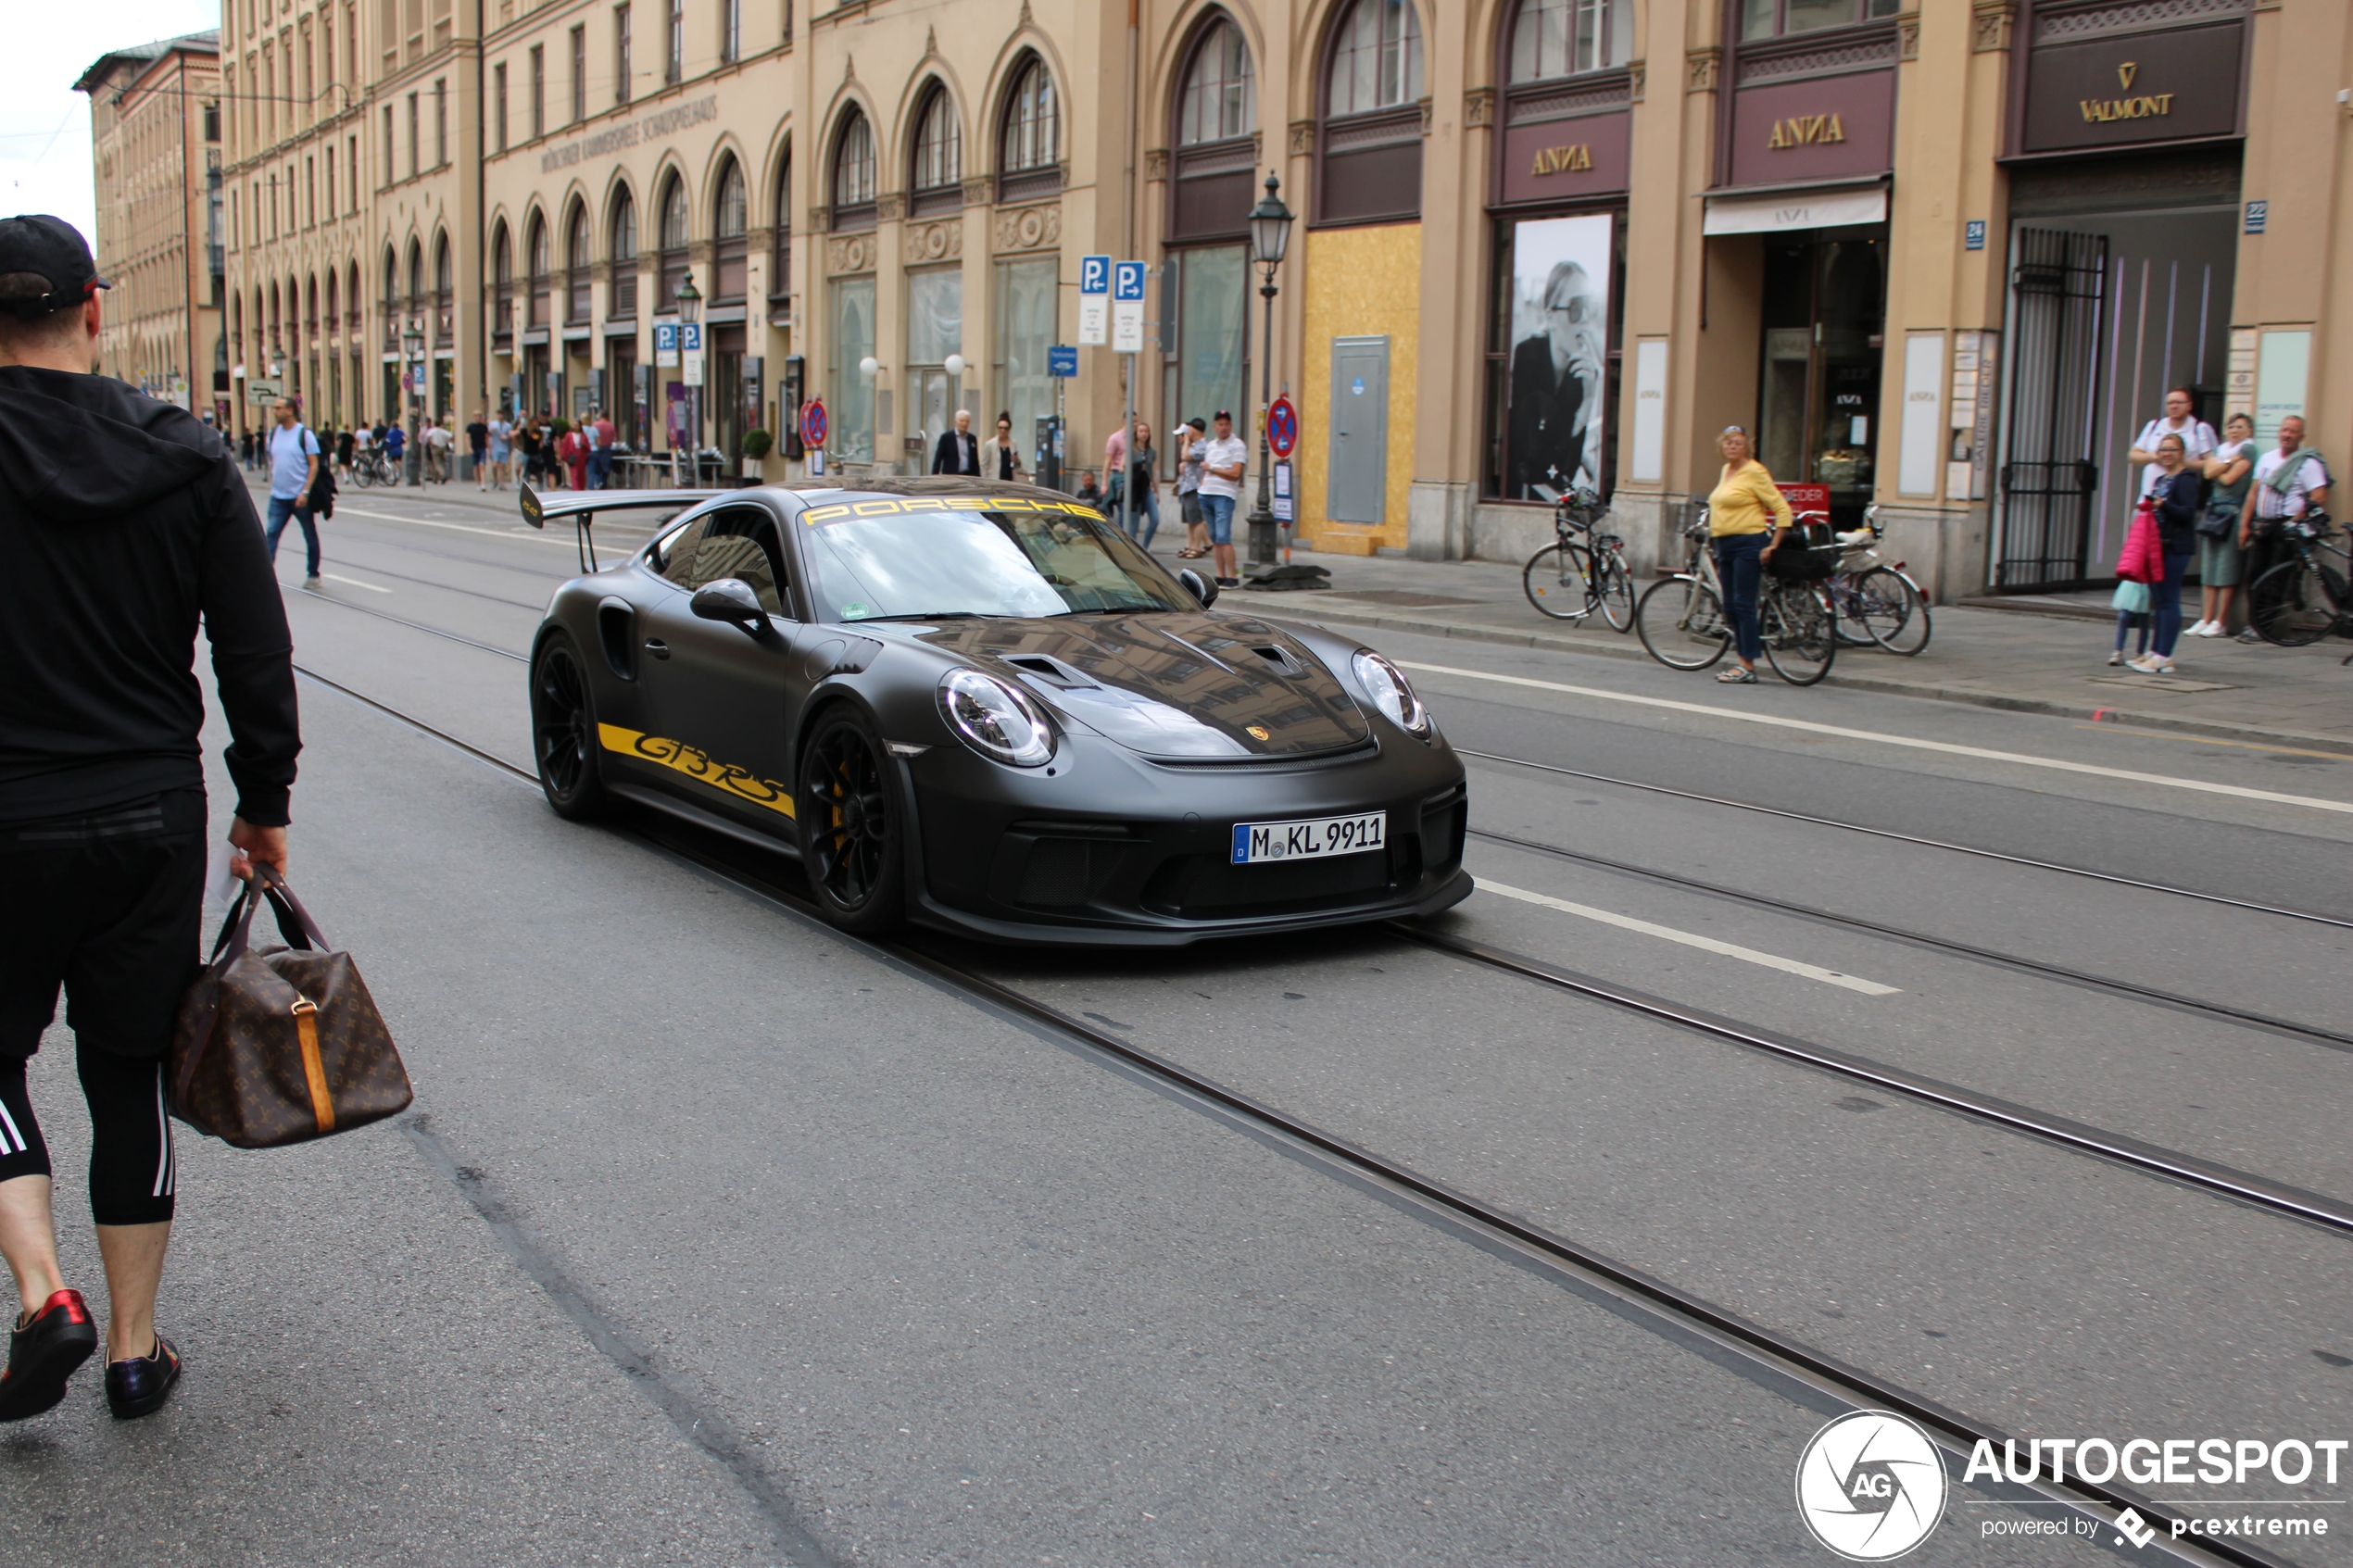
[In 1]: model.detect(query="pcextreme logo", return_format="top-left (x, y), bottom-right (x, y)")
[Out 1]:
top-left (1795, 1411), bottom-right (1949, 1561)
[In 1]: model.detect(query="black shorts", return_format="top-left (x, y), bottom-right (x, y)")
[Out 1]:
top-left (0, 789), bottom-right (208, 1064)
top-left (1180, 491), bottom-right (1203, 525)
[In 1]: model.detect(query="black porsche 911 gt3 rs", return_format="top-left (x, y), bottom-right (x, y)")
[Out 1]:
top-left (522, 476), bottom-right (1469, 945)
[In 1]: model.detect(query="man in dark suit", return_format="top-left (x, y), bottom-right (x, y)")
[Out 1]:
top-left (1507, 259), bottom-right (1604, 501)
top-left (931, 408), bottom-right (981, 476)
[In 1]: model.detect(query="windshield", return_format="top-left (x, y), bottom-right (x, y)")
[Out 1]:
top-left (798, 498), bottom-right (1195, 621)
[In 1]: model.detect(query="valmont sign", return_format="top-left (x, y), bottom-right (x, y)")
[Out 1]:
top-left (541, 95), bottom-right (720, 174)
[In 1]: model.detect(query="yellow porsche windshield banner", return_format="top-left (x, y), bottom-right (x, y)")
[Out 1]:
top-left (598, 724), bottom-right (795, 819)
top-left (800, 496), bottom-right (1108, 526)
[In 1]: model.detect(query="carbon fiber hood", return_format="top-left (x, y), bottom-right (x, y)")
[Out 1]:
top-left (916, 612), bottom-right (1372, 759)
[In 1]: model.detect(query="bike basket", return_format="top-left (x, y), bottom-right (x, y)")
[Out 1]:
top-left (1770, 521), bottom-right (1839, 581)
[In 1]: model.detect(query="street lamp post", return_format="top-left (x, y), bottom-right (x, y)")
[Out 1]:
top-left (401, 318), bottom-right (424, 485)
top-left (675, 271), bottom-right (701, 486)
top-left (1244, 171), bottom-right (1295, 567)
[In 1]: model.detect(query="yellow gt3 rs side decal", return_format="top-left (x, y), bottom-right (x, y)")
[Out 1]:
top-left (598, 723), bottom-right (796, 819)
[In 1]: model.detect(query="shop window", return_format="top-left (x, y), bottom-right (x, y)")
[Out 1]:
top-left (910, 83), bottom-right (961, 218)
top-left (1508, 0), bottom-right (1629, 82)
top-left (906, 267), bottom-right (964, 458)
top-left (1741, 0), bottom-right (1898, 41)
top-left (993, 257), bottom-right (1056, 471)
top-left (1755, 237), bottom-right (1884, 528)
top-left (610, 186), bottom-right (638, 316)
top-left (1483, 211), bottom-right (1622, 501)
top-left (1169, 15), bottom-right (1256, 243)
top-left (1316, 0), bottom-right (1424, 225)
top-left (1166, 245), bottom-right (1251, 439)
top-left (999, 56), bottom-right (1059, 205)
top-left (832, 109), bottom-right (875, 230)
top-left (657, 175), bottom-right (689, 305)
top-left (713, 157), bottom-right (747, 301)
top-left (828, 276), bottom-right (875, 463)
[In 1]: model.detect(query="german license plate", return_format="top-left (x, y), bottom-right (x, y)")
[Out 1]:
top-left (1230, 811), bottom-right (1387, 865)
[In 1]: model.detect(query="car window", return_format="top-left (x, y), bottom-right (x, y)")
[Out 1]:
top-left (654, 508), bottom-right (790, 616)
top-left (797, 498), bottom-right (1191, 621)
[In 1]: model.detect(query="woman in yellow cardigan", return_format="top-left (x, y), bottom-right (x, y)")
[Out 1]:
top-left (1707, 426), bottom-right (1795, 684)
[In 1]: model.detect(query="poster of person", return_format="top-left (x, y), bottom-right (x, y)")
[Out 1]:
top-left (1505, 214), bottom-right (1612, 502)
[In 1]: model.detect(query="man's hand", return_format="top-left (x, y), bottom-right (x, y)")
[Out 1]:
top-left (227, 817), bottom-right (289, 882)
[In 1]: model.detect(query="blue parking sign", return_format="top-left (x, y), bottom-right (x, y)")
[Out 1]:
top-left (1079, 257), bottom-right (1110, 295)
top-left (1113, 261), bottom-right (1145, 301)
top-left (1048, 345), bottom-right (1078, 378)
top-left (653, 322), bottom-right (678, 353)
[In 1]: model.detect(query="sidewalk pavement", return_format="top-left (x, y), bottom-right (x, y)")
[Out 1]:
top-left (1227, 546), bottom-right (2353, 754)
top-left (281, 473), bottom-right (2353, 754)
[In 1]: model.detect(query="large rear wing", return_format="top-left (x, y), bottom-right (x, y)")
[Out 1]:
top-left (520, 482), bottom-right (721, 572)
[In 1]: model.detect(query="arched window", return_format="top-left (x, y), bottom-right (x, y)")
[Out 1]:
top-left (1316, 0), bottom-right (1425, 224)
top-left (656, 175), bottom-right (689, 307)
top-left (565, 203), bottom-right (592, 322)
top-left (490, 223), bottom-right (513, 345)
top-left (610, 186), bottom-right (638, 316)
top-left (831, 107), bottom-right (875, 228)
top-left (1328, 0), bottom-right (1423, 115)
top-left (998, 56), bottom-right (1058, 203)
top-left (910, 84), bottom-right (960, 216)
top-left (526, 214), bottom-right (550, 330)
top-left (434, 235), bottom-right (454, 345)
top-left (1177, 17), bottom-right (1255, 146)
top-left (407, 243), bottom-right (424, 320)
top-left (713, 157), bottom-right (748, 300)
top-left (770, 147), bottom-right (790, 303)
top-left (348, 260), bottom-right (363, 338)
top-left (321, 272), bottom-right (336, 338)
top-left (1508, 0), bottom-right (1629, 82)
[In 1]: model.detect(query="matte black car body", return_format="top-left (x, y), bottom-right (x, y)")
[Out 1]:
top-left (525, 476), bottom-right (1471, 946)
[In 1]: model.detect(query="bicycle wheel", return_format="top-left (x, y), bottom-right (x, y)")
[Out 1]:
top-left (2249, 559), bottom-right (2347, 646)
top-left (1854, 567), bottom-right (1932, 655)
top-left (1635, 576), bottom-right (1730, 670)
top-left (1592, 550), bottom-right (1635, 632)
top-left (352, 458), bottom-right (375, 488)
top-left (1522, 541), bottom-right (1596, 621)
top-left (1829, 578), bottom-right (1877, 646)
top-left (1761, 583), bottom-right (1837, 685)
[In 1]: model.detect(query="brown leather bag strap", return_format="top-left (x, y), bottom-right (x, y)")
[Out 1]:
top-left (206, 876), bottom-right (269, 964)
top-left (250, 863), bottom-right (331, 951)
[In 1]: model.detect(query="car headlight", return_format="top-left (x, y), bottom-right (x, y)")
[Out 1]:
top-left (1351, 650), bottom-right (1431, 738)
top-left (938, 669), bottom-right (1056, 767)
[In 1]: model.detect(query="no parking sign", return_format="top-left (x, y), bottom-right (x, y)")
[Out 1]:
top-left (800, 398), bottom-right (827, 448)
top-left (1267, 395), bottom-right (1299, 460)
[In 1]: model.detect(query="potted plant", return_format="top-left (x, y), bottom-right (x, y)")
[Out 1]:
top-left (740, 426), bottom-right (773, 480)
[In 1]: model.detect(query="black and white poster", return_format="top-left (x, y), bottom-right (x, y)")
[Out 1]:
top-left (1505, 214), bottom-right (1611, 501)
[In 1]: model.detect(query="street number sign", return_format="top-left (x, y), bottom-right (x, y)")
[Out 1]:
top-left (1048, 345), bottom-right (1078, 378)
top-left (1078, 255), bottom-right (1111, 346)
top-left (1112, 261), bottom-right (1146, 353)
top-left (1267, 395), bottom-right (1300, 459)
top-left (800, 398), bottom-right (827, 447)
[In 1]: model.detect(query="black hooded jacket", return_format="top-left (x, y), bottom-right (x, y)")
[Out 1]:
top-left (0, 367), bottom-right (298, 825)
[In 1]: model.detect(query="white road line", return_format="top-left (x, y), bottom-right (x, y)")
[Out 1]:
top-left (1403, 660), bottom-right (2353, 817)
top-left (1476, 879), bottom-right (1902, 996)
top-left (320, 571), bottom-right (393, 593)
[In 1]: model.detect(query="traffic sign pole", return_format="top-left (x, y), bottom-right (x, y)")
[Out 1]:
top-left (1113, 262), bottom-right (1147, 541)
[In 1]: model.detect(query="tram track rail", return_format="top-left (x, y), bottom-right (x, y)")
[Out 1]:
top-left (295, 660), bottom-right (2317, 1568)
top-left (1466, 824), bottom-right (2353, 1052)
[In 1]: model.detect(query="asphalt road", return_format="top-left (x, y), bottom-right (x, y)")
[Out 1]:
top-left (3, 478), bottom-right (2347, 1566)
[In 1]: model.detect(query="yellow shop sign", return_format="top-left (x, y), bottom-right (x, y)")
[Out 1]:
top-left (1768, 114), bottom-right (1846, 150)
top-left (1529, 144), bottom-right (1594, 176)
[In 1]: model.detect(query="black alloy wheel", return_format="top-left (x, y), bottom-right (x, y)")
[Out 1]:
top-left (798, 709), bottom-right (907, 934)
top-left (531, 636), bottom-right (607, 819)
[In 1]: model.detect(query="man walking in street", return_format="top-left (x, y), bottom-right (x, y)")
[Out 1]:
top-left (2237, 414), bottom-right (2331, 643)
top-left (1198, 409), bottom-right (1249, 587)
top-left (263, 395), bottom-right (322, 588)
top-left (591, 407), bottom-right (616, 490)
top-left (0, 214), bottom-right (300, 1424)
top-left (932, 408), bottom-right (981, 476)
top-left (466, 408), bottom-right (490, 490)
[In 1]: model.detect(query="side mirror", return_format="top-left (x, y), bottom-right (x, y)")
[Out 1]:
top-left (689, 578), bottom-right (771, 636)
top-left (1177, 567), bottom-right (1218, 608)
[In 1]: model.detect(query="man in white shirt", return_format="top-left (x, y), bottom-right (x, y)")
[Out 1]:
top-left (2129, 387), bottom-right (2218, 495)
top-left (2236, 414), bottom-right (2331, 643)
top-left (1196, 408), bottom-right (1249, 586)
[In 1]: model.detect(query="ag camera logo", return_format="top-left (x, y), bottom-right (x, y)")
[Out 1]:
top-left (1796, 1411), bottom-right (1949, 1561)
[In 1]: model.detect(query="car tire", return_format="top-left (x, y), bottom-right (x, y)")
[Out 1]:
top-left (797, 706), bottom-right (908, 935)
top-left (531, 633), bottom-right (609, 820)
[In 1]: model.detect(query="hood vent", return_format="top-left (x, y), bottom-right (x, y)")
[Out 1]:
top-left (1250, 645), bottom-right (1306, 677)
top-left (1003, 654), bottom-right (1099, 689)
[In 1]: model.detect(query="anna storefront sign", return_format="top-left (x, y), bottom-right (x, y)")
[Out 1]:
top-left (1727, 70), bottom-right (1894, 188)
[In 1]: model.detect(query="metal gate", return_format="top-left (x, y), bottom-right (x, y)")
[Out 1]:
top-left (1995, 229), bottom-right (2108, 590)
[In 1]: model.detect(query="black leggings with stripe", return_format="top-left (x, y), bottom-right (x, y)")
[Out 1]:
top-left (0, 1042), bottom-right (176, 1226)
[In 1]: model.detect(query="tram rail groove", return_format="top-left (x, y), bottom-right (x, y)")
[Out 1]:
top-left (289, 584), bottom-right (534, 661)
top-left (299, 664), bottom-right (2305, 1568)
top-left (1466, 825), bottom-right (2353, 1053)
top-left (1460, 748), bottom-right (2353, 932)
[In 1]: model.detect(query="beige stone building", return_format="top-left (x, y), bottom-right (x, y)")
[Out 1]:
top-left (202, 0), bottom-right (2351, 598)
top-left (75, 32), bottom-right (226, 420)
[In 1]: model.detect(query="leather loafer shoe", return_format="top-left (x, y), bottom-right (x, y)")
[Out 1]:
top-left (105, 1334), bottom-right (182, 1420)
top-left (0, 1289), bottom-right (98, 1422)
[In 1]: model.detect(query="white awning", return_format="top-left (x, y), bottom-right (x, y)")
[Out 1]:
top-left (1704, 185), bottom-right (1888, 236)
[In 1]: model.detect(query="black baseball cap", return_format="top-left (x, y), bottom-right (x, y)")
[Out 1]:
top-left (1214, 408), bottom-right (1233, 421)
top-left (0, 215), bottom-right (109, 320)
top-left (1185, 416), bottom-right (1206, 432)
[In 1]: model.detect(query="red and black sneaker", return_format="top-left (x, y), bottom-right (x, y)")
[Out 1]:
top-left (0, 1289), bottom-right (98, 1422)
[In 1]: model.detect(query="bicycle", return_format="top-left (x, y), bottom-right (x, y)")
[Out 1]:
top-left (1634, 508), bottom-right (1839, 684)
top-left (1823, 505), bottom-right (1932, 655)
top-left (349, 447), bottom-right (396, 488)
top-left (2246, 509), bottom-right (2350, 650)
top-left (1522, 484), bottom-right (1634, 631)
